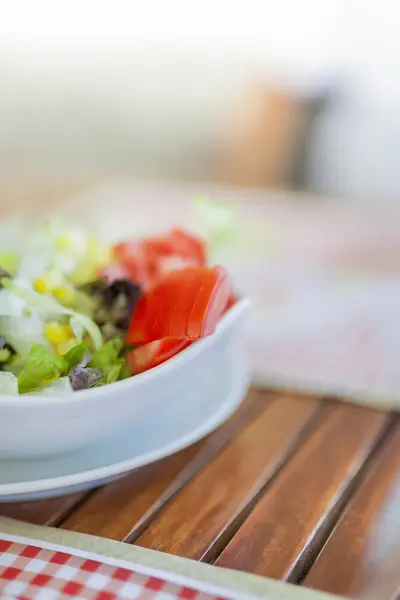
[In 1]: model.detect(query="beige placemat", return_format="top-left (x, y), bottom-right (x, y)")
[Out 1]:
top-left (0, 517), bottom-right (338, 600)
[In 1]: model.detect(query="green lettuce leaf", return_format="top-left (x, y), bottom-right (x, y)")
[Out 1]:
top-left (18, 344), bottom-right (68, 394)
top-left (193, 196), bottom-right (238, 251)
top-left (0, 347), bottom-right (11, 362)
top-left (63, 341), bottom-right (90, 370)
top-left (119, 361), bottom-right (132, 380)
top-left (103, 363), bottom-right (121, 384)
top-left (89, 338), bottom-right (127, 383)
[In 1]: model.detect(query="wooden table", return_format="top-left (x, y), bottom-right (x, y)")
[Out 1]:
top-left (2, 389), bottom-right (400, 599)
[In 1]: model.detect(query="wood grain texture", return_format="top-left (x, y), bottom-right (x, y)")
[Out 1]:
top-left (304, 420), bottom-right (400, 600)
top-left (216, 403), bottom-right (391, 581)
top-left (62, 389), bottom-right (270, 540)
top-left (0, 493), bottom-right (87, 526)
top-left (136, 395), bottom-right (321, 560)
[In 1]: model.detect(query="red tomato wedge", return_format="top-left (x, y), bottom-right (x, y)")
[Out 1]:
top-left (112, 228), bottom-right (206, 290)
top-left (113, 241), bottom-right (154, 289)
top-left (126, 339), bottom-right (190, 374)
top-left (126, 266), bottom-right (231, 344)
top-left (142, 228), bottom-right (206, 265)
top-left (224, 293), bottom-right (237, 312)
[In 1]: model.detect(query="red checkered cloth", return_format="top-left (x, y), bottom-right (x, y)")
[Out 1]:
top-left (0, 537), bottom-right (231, 600)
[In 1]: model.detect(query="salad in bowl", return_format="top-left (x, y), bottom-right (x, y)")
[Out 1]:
top-left (0, 214), bottom-right (235, 396)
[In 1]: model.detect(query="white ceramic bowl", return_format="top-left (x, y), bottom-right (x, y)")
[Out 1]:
top-left (0, 299), bottom-right (250, 459)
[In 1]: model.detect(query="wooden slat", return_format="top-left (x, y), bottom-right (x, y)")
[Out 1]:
top-left (216, 403), bottom-right (391, 581)
top-left (62, 389), bottom-right (270, 539)
top-left (63, 444), bottom-right (203, 538)
top-left (136, 395), bottom-right (320, 560)
top-left (304, 420), bottom-right (400, 600)
top-left (0, 493), bottom-right (87, 526)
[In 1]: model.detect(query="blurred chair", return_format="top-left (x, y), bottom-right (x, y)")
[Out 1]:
top-left (220, 87), bottom-right (309, 189)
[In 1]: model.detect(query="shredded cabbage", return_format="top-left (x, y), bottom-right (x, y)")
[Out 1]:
top-left (2, 279), bottom-right (103, 350)
top-left (34, 376), bottom-right (73, 395)
top-left (0, 314), bottom-right (48, 357)
top-left (0, 371), bottom-right (18, 395)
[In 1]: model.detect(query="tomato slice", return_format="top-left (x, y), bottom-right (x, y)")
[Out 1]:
top-left (157, 255), bottom-right (199, 278)
top-left (113, 242), bottom-right (154, 288)
top-left (126, 338), bottom-right (190, 374)
top-left (126, 266), bottom-right (231, 344)
top-left (224, 293), bottom-right (237, 312)
top-left (143, 228), bottom-right (206, 265)
top-left (112, 228), bottom-right (206, 289)
top-left (168, 228), bottom-right (206, 264)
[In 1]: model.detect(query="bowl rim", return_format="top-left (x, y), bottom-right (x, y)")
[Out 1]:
top-left (0, 345), bottom-right (250, 495)
top-left (0, 297), bottom-right (250, 407)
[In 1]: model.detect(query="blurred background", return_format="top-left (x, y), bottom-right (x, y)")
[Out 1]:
top-left (1, 0), bottom-right (400, 210)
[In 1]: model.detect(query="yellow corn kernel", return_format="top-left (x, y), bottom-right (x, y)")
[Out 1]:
top-left (34, 277), bottom-right (53, 295)
top-left (57, 338), bottom-right (79, 356)
top-left (44, 322), bottom-right (71, 346)
top-left (52, 285), bottom-right (76, 307)
top-left (55, 234), bottom-right (72, 251)
top-left (34, 270), bottom-right (64, 295)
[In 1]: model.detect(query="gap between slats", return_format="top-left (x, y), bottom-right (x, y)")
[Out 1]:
top-left (304, 415), bottom-right (400, 600)
top-left (59, 389), bottom-right (273, 536)
top-left (134, 395), bottom-right (323, 558)
top-left (200, 402), bottom-right (325, 563)
top-left (215, 403), bottom-right (394, 582)
top-left (294, 415), bottom-right (397, 586)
